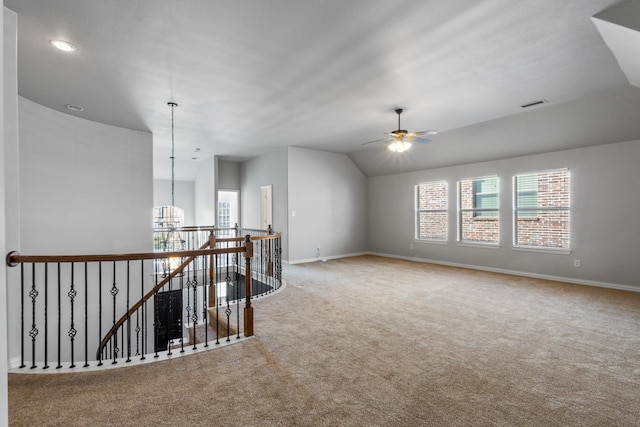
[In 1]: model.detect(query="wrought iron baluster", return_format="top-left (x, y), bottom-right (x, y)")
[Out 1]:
top-left (203, 258), bottom-right (209, 348)
top-left (225, 275), bottom-right (232, 343)
top-left (180, 261), bottom-right (185, 353)
top-left (277, 239), bottom-right (283, 283)
top-left (183, 273), bottom-right (191, 354)
top-left (135, 260), bottom-right (142, 357)
top-left (191, 268), bottom-right (198, 350)
top-left (185, 265), bottom-right (192, 350)
top-left (84, 262), bottom-right (89, 367)
top-left (56, 263), bottom-right (62, 369)
top-left (20, 264), bottom-right (25, 368)
top-left (258, 240), bottom-right (263, 296)
top-left (140, 260), bottom-right (146, 360)
top-left (126, 260), bottom-right (131, 363)
top-left (43, 263), bottom-right (49, 369)
top-left (167, 257), bottom-right (173, 356)
top-left (111, 261), bottom-right (119, 364)
top-left (182, 263), bottom-right (187, 352)
top-left (97, 262), bottom-right (103, 367)
top-left (236, 259), bottom-right (241, 339)
top-left (29, 263), bottom-right (38, 369)
top-left (153, 272), bottom-right (159, 358)
top-left (68, 263), bottom-right (77, 368)
top-left (214, 256), bottom-right (220, 346)
top-left (141, 299), bottom-right (147, 360)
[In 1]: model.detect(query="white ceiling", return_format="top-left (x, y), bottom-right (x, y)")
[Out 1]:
top-left (5, 0), bottom-right (640, 179)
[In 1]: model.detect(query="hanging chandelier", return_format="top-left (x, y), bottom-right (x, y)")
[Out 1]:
top-left (168, 101), bottom-right (178, 208)
top-left (164, 101), bottom-right (184, 275)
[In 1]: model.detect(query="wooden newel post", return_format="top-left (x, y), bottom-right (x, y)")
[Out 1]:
top-left (243, 234), bottom-right (254, 337)
top-left (209, 231), bottom-right (217, 307)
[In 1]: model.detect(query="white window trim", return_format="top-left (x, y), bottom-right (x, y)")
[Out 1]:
top-left (512, 168), bottom-right (570, 252)
top-left (457, 175), bottom-right (500, 245)
top-left (415, 181), bottom-right (448, 242)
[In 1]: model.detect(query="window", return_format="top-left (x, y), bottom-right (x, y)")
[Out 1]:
top-left (218, 201), bottom-right (231, 229)
top-left (415, 181), bottom-right (448, 241)
top-left (514, 169), bottom-right (570, 249)
top-left (217, 190), bottom-right (239, 237)
top-left (153, 205), bottom-right (185, 252)
top-left (515, 174), bottom-right (538, 218)
top-left (458, 176), bottom-right (499, 244)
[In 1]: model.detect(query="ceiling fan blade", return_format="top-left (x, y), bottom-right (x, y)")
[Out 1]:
top-left (406, 135), bottom-right (432, 144)
top-left (409, 130), bottom-right (438, 137)
top-left (361, 136), bottom-right (393, 146)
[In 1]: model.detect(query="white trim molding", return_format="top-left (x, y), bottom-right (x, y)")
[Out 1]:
top-left (367, 252), bottom-right (640, 293)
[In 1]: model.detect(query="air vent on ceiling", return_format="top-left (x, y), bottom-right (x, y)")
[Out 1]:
top-left (66, 104), bottom-right (84, 112)
top-left (521, 99), bottom-right (548, 109)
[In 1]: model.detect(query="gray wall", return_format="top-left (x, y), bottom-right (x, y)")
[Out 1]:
top-left (288, 147), bottom-right (367, 263)
top-left (18, 97), bottom-right (153, 254)
top-left (368, 140), bottom-right (640, 290)
top-left (194, 156), bottom-right (216, 226)
top-left (8, 95), bottom-right (154, 368)
top-left (1, 7), bottom-right (14, 424)
top-left (153, 179), bottom-right (195, 226)
top-left (218, 159), bottom-right (241, 190)
top-left (240, 148), bottom-right (288, 259)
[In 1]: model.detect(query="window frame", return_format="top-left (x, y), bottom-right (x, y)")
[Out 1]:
top-left (512, 168), bottom-right (570, 252)
top-left (457, 175), bottom-right (500, 246)
top-left (415, 180), bottom-right (449, 242)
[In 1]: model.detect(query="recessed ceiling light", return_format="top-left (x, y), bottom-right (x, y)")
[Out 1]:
top-left (50, 40), bottom-right (77, 52)
top-left (66, 104), bottom-right (84, 112)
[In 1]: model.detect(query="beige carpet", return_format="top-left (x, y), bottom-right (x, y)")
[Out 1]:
top-left (8, 255), bottom-right (640, 426)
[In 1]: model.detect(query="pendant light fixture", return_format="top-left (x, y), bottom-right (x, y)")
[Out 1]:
top-left (164, 101), bottom-right (184, 275)
top-left (168, 102), bottom-right (178, 208)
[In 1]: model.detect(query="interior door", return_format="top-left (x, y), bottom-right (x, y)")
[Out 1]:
top-left (260, 185), bottom-right (273, 230)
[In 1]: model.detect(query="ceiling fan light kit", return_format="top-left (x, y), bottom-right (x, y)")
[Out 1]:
top-left (387, 139), bottom-right (412, 153)
top-left (361, 108), bottom-right (437, 153)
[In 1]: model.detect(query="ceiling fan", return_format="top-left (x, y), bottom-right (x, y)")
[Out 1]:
top-left (362, 108), bottom-right (437, 153)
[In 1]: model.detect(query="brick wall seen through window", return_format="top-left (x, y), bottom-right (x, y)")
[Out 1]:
top-left (416, 181), bottom-right (448, 241)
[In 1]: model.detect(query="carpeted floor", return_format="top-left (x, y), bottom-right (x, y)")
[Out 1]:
top-left (8, 255), bottom-right (640, 426)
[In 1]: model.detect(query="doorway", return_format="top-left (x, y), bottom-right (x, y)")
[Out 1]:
top-left (260, 185), bottom-right (273, 230)
top-left (218, 190), bottom-right (239, 234)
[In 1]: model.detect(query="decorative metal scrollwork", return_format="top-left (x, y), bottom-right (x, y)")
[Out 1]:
top-left (29, 327), bottom-right (39, 340)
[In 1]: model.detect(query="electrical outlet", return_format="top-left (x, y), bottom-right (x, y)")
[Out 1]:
top-left (573, 259), bottom-right (581, 267)
top-left (410, 244), bottom-right (414, 250)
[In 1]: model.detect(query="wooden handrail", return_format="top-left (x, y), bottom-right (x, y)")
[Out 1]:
top-left (94, 233), bottom-right (274, 358)
top-left (96, 240), bottom-right (234, 358)
top-left (8, 227), bottom-right (280, 366)
top-left (6, 247), bottom-right (244, 266)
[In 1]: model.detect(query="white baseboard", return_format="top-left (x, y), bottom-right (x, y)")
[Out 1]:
top-left (9, 356), bottom-right (21, 370)
top-left (288, 252), bottom-right (368, 265)
top-left (367, 252), bottom-right (640, 293)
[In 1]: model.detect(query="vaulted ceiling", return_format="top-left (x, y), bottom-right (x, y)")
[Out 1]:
top-left (5, 0), bottom-right (640, 179)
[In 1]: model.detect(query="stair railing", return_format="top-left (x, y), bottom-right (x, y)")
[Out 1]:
top-left (4, 232), bottom-right (284, 371)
